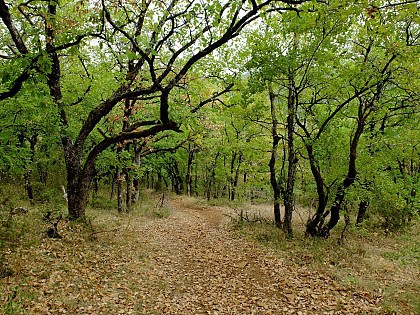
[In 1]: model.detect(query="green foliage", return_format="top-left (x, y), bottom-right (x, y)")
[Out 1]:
top-left (90, 195), bottom-right (118, 211)
top-left (0, 0), bottom-right (419, 230)
top-left (31, 183), bottom-right (61, 204)
top-left (0, 286), bottom-right (32, 315)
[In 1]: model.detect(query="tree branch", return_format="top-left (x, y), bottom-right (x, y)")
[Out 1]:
top-left (0, 0), bottom-right (28, 54)
top-left (82, 121), bottom-right (180, 176)
top-left (0, 67), bottom-right (30, 100)
top-left (191, 83), bottom-right (234, 113)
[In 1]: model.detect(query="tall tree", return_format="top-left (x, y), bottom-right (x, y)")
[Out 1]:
top-left (1, 0), bottom-right (315, 220)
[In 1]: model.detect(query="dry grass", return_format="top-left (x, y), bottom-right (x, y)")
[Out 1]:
top-left (0, 191), bottom-right (170, 314)
top-left (1, 191), bottom-right (418, 314)
top-left (230, 203), bottom-right (420, 315)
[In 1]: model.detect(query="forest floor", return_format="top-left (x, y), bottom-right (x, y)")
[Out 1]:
top-left (0, 193), bottom-right (419, 314)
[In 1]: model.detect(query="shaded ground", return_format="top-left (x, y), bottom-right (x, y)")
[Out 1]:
top-left (0, 195), bottom-right (390, 314)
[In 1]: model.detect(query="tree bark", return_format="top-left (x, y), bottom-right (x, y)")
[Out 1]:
top-left (186, 144), bottom-right (198, 197)
top-left (268, 86), bottom-right (282, 228)
top-left (305, 143), bottom-right (329, 236)
top-left (125, 170), bottom-right (132, 211)
top-left (19, 133), bottom-right (37, 204)
top-left (356, 199), bottom-right (369, 225)
top-left (320, 99), bottom-right (366, 237)
top-left (66, 152), bottom-right (92, 221)
top-left (117, 167), bottom-right (124, 213)
top-left (232, 152), bottom-right (243, 201)
top-left (132, 140), bottom-right (142, 203)
top-left (283, 79), bottom-right (297, 238)
top-left (44, 1), bottom-right (89, 220)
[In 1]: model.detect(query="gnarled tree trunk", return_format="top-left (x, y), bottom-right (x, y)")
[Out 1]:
top-left (305, 143), bottom-right (329, 237)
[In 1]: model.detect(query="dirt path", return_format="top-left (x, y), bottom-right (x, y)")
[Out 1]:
top-left (1, 196), bottom-right (383, 314)
top-left (137, 197), bottom-right (382, 314)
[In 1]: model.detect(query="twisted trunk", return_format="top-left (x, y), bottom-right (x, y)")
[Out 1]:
top-left (320, 104), bottom-right (365, 237)
top-left (305, 143), bottom-right (328, 236)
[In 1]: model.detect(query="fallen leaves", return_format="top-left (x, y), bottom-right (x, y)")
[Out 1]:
top-left (1, 198), bottom-right (386, 314)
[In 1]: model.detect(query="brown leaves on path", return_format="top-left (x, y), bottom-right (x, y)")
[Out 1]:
top-left (141, 197), bottom-right (382, 314)
top-left (1, 196), bottom-right (383, 314)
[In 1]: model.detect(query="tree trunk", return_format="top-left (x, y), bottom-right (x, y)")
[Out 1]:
top-left (186, 144), bottom-right (197, 197)
top-left (120, 99), bottom-right (133, 212)
top-left (44, 1), bottom-right (90, 220)
top-left (356, 199), bottom-right (369, 225)
top-left (66, 155), bottom-right (92, 221)
top-left (116, 167), bottom-right (124, 213)
top-left (321, 106), bottom-right (365, 237)
top-left (305, 143), bottom-right (329, 237)
top-left (156, 172), bottom-right (164, 191)
top-left (132, 140), bottom-right (142, 203)
top-left (23, 133), bottom-right (37, 204)
top-left (231, 151), bottom-right (243, 201)
top-left (229, 151), bottom-right (237, 200)
top-left (67, 182), bottom-right (90, 221)
top-left (125, 169), bottom-right (132, 212)
top-left (268, 86), bottom-right (282, 228)
top-left (283, 80), bottom-right (297, 238)
top-left (167, 159), bottom-right (183, 194)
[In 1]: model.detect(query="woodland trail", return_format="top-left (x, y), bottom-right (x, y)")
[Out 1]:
top-left (135, 196), bottom-right (382, 314)
top-left (1, 196), bottom-right (383, 314)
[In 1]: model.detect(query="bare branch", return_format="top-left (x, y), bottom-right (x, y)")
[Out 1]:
top-left (378, 0), bottom-right (419, 9)
top-left (190, 83), bottom-right (234, 113)
top-left (0, 0), bottom-right (28, 54)
top-left (125, 120), bottom-right (161, 132)
top-left (0, 55), bottom-right (41, 101)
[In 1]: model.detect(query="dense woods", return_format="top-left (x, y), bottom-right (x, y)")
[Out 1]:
top-left (1, 1), bottom-right (420, 314)
top-left (1, 1), bottom-right (419, 234)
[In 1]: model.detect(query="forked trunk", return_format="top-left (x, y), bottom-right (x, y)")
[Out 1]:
top-left (321, 114), bottom-right (364, 237)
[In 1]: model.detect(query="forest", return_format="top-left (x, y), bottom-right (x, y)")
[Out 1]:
top-left (0, 0), bottom-right (419, 314)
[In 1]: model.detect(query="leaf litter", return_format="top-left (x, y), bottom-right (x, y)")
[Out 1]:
top-left (1, 196), bottom-right (385, 314)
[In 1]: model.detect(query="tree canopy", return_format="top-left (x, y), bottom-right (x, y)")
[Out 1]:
top-left (1, 0), bottom-right (419, 235)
